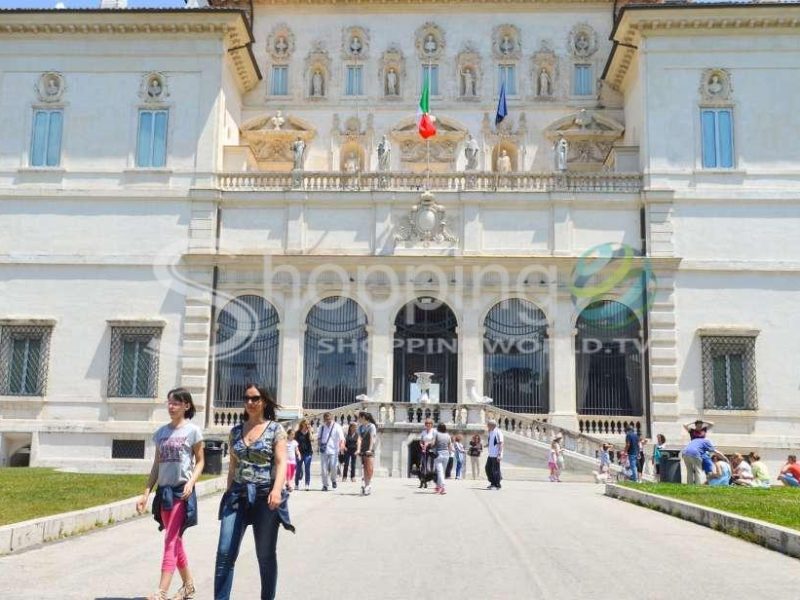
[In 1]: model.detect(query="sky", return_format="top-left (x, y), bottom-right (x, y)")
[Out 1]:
top-left (0, 0), bottom-right (186, 8)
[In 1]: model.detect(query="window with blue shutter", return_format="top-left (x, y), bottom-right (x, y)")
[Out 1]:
top-left (345, 65), bottom-right (363, 96)
top-left (701, 108), bottom-right (734, 168)
top-left (573, 64), bottom-right (593, 96)
top-left (270, 66), bottom-right (288, 96)
top-left (30, 110), bottom-right (63, 167)
top-left (136, 110), bottom-right (168, 168)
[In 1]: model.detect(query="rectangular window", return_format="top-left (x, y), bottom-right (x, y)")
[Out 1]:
top-left (421, 64), bottom-right (439, 96)
top-left (573, 64), bottom-right (593, 96)
top-left (136, 110), bottom-right (168, 168)
top-left (345, 65), bottom-right (363, 96)
top-left (701, 108), bottom-right (734, 168)
top-left (270, 65), bottom-right (288, 96)
top-left (0, 325), bottom-right (52, 396)
top-left (701, 335), bottom-right (757, 410)
top-left (30, 109), bottom-right (63, 167)
top-left (498, 65), bottom-right (517, 96)
top-left (108, 326), bottom-right (162, 398)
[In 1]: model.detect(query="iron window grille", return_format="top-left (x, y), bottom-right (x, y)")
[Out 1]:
top-left (107, 326), bottom-right (162, 398)
top-left (111, 439), bottom-right (145, 459)
top-left (701, 335), bottom-right (757, 410)
top-left (0, 325), bottom-right (52, 396)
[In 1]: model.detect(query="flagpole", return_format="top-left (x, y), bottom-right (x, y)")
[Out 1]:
top-left (426, 56), bottom-right (431, 191)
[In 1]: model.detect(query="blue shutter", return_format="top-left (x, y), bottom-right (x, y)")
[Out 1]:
top-left (574, 65), bottom-right (592, 95)
top-left (152, 111), bottom-right (168, 168)
top-left (271, 66), bottom-right (287, 95)
top-left (30, 111), bottom-right (48, 167)
top-left (45, 111), bottom-right (63, 167)
top-left (701, 110), bottom-right (717, 168)
top-left (718, 109), bottom-right (733, 168)
top-left (30, 110), bottom-right (62, 167)
top-left (137, 111), bottom-right (153, 167)
top-left (500, 66), bottom-right (517, 96)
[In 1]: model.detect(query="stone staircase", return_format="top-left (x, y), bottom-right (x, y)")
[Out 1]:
top-left (225, 401), bottom-right (629, 483)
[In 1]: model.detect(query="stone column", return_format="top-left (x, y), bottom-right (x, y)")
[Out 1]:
top-left (367, 308), bottom-right (393, 401)
top-left (277, 295), bottom-right (304, 416)
top-left (459, 304), bottom-right (483, 403)
top-left (548, 296), bottom-right (578, 431)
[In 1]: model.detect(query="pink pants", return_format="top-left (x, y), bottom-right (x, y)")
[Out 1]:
top-left (160, 500), bottom-right (188, 574)
top-left (286, 463), bottom-right (297, 484)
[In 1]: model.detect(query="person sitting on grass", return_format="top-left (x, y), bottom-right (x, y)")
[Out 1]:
top-left (731, 453), bottom-right (754, 487)
top-left (748, 452), bottom-right (771, 488)
top-left (777, 454), bottom-right (800, 487)
top-left (706, 454), bottom-right (731, 487)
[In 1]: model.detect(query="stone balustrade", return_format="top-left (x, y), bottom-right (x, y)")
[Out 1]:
top-left (215, 171), bottom-right (643, 193)
top-left (578, 415), bottom-right (644, 437)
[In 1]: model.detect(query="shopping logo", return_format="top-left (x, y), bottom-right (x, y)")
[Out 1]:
top-left (570, 242), bottom-right (657, 328)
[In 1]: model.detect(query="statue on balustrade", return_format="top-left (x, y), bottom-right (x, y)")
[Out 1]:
top-left (291, 137), bottom-right (306, 170)
top-left (496, 149), bottom-right (512, 174)
top-left (377, 136), bottom-right (391, 172)
top-left (555, 136), bottom-right (568, 172)
top-left (464, 134), bottom-right (479, 171)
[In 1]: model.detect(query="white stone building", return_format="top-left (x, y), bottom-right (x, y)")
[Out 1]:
top-left (0, 1), bottom-right (798, 475)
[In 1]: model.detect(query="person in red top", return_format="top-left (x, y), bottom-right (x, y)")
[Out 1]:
top-left (777, 455), bottom-right (800, 487)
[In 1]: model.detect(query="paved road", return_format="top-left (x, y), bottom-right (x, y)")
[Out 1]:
top-left (2, 478), bottom-right (798, 599)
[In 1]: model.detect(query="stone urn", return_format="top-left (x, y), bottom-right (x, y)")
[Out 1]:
top-left (414, 371), bottom-right (435, 404)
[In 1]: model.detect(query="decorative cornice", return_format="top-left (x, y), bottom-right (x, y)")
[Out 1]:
top-left (604, 5), bottom-right (800, 91)
top-left (0, 11), bottom-right (260, 92)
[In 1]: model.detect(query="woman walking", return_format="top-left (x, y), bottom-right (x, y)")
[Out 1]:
top-left (453, 435), bottom-right (466, 480)
top-left (468, 434), bottom-right (483, 480)
top-left (418, 418), bottom-right (437, 489)
top-left (136, 388), bottom-right (204, 600)
top-left (214, 384), bottom-right (294, 600)
top-left (548, 436), bottom-right (562, 482)
top-left (356, 411), bottom-right (378, 495)
top-left (342, 422), bottom-right (359, 483)
top-left (294, 419), bottom-right (314, 491)
top-left (433, 423), bottom-right (453, 495)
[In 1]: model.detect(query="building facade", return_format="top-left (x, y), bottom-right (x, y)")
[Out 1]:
top-left (0, 1), bottom-right (798, 473)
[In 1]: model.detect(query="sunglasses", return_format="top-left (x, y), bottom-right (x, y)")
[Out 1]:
top-left (243, 395), bottom-right (263, 404)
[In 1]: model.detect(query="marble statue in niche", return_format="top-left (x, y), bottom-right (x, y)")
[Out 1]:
top-left (464, 134), bottom-right (479, 170)
top-left (386, 68), bottom-right (399, 96)
top-left (311, 70), bottom-right (324, 97)
top-left (460, 67), bottom-right (476, 97)
top-left (538, 69), bottom-right (551, 97)
top-left (497, 149), bottom-right (511, 173)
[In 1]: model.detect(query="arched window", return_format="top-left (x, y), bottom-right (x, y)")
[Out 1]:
top-left (484, 299), bottom-right (549, 413)
top-left (575, 300), bottom-right (642, 416)
top-left (393, 297), bottom-right (458, 404)
top-left (215, 295), bottom-right (280, 408)
top-left (303, 297), bottom-right (368, 410)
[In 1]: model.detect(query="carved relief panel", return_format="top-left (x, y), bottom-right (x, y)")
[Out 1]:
top-left (35, 72), bottom-right (65, 103)
top-left (699, 68), bottom-right (733, 106)
top-left (140, 72), bottom-right (168, 104)
top-left (568, 24), bottom-right (598, 59)
top-left (415, 22), bottom-right (445, 61)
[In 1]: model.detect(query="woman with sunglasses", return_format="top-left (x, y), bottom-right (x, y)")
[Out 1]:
top-left (137, 388), bottom-right (204, 600)
top-left (214, 384), bottom-right (294, 600)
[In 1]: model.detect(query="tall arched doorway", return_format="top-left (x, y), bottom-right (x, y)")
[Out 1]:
top-left (215, 295), bottom-right (280, 407)
top-left (483, 298), bottom-right (549, 413)
top-left (575, 300), bottom-right (642, 415)
top-left (303, 296), bottom-right (368, 410)
top-left (393, 297), bottom-right (458, 404)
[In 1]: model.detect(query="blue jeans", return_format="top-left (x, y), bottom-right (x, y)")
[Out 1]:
top-left (215, 492), bottom-right (281, 600)
top-left (628, 454), bottom-right (639, 482)
top-left (781, 473), bottom-right (800, 487)
top-left (295, 454), bottom-right (312, 487)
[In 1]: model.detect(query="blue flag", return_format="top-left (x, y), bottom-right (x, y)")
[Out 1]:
top-left (495, 80), bottom-right (508, 125)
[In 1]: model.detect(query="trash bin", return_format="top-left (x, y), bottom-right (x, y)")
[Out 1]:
top-left (204, 440), bottom-right (223, 475)
top-left (659, 449), bottom-right (682, 483)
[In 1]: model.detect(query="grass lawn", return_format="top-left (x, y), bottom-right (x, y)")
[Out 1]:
top-left (624, 482), bottom-right (800, 531)
top-left (0, 468), bottom-right (214, 526)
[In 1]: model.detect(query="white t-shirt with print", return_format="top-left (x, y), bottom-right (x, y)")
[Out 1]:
top-left (153, 421), bottom-right (203, 487)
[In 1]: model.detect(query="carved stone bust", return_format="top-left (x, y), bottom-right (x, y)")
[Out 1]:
top-left (37, 72), bottom-right (65, 103)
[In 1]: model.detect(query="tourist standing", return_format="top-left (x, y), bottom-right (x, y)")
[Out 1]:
top-left (342, 422), bottom-right (359, 483)
top-left (433, 423), bottom-right (453, 495)
top-left (548, 436), bottom-right (562, 482)
top-left (468, 434), bottom-right (483, 480)
top-left (485, 419), bottom-right (504, 490)
top-left (137, 388), bottom-right (204, 600)
top-left (653, 434), bottom-right (666, 481)
top-left (681, 434), bottom-right (717, 485)
top-left (453, 435), bottom-right (466, 479)
top-left (356, 411), bottom-right (378, 495)
top-left (419, 418), bottom-right (437, 489)
top-left (214, 384), bottom-right (294, 600)
top-left (317, 412), bottom-right (345, 491)
top-left (624, 425), bottom-right (640, 482)
top-left (294, 420), bottom-right (314, 491)
top-left (285, 429), bottom-right (299, 492)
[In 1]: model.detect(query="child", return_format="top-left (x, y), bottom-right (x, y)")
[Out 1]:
top-left (285, 429), bottom-right (300, 492)
top-left (548, 437), bottom-right (562, 482)
top-left (593, 443), bottom-right (611, 484)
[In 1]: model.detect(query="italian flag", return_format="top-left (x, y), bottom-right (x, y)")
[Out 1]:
top-left (417, 77), bottom-right (436, 139)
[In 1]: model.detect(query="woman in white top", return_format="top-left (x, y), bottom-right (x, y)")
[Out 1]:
top-left (432, 423), bottom-right (454, 495)
top-left (356, 411), bottom-right (378, 496)
top-left (548, 436), bottom-right (562, 482)
top-left (418, 418), bottom-right (437, 489)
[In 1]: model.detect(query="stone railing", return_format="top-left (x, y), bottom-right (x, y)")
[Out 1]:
top-left (578, 415), bottom-right (644, 438)
top-left (215, 171), bottom-right (643, 193)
